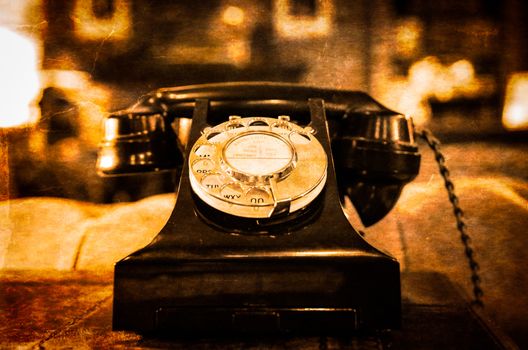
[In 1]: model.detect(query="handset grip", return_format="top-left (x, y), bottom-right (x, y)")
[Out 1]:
top-left (333, 110), bottom-right (421, 226)
top-left (96, 111), bottom-right (183, 175)
top-left (96, 82), bottom-right (392, 176)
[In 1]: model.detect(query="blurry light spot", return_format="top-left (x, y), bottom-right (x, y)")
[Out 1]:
top-left (174, 118), bottom-right (192, 148)
top-left (40, 70), bottom-right (92, 91)
top-left (450, 59), bottom-right (475, 85)
top-left (227, 40), bottom-right (250, 66)
top-left (395, 18), bottom-right (422, 57)
top-left (72, 0), bottom-right (132, 41)
top-left (502, 72), bottom-right (528, 130)
top-left (379, 56), bottom-right (491, 127)
top-left (408, 56), bottom-right (440, 95)
top-left (222, 6), bottom-right (245, 26)
top-left (0, 27), bottom-right (40, 128)
top-left (274, 0), bottom-right (334, 39)
top-left (505, 105), bottom-right (527, 126)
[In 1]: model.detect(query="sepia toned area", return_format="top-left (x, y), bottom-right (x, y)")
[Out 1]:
top-left (1, 0), bottom-right (527, 348)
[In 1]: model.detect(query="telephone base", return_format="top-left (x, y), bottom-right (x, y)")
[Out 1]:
top-left (113, 251), bottom-right (401, 334)
top-left (111, 96), bottom-right (403, 335)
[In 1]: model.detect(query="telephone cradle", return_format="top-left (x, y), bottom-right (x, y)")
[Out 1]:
top-left (97, 82), bottom-right (421, 334)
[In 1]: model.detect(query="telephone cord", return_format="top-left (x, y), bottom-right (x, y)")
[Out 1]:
top-left (415, 128), bottom-right (484, 308)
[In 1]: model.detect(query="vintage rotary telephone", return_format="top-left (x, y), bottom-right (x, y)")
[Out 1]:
top-left (96, 82), bottom-right (427, 334)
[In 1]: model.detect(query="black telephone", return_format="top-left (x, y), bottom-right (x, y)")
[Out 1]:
top-left (97, 82), bottom-right (421, 334)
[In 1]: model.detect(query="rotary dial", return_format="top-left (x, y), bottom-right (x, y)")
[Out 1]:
top-left (189, 115), bottom-right (327, 218)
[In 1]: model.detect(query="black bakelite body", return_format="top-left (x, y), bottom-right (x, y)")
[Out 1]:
top-left (102, 83), bottom-right (420, 334)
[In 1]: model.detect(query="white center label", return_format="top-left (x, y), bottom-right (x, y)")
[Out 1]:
top-left (223, 132), bottom-right (293, 176)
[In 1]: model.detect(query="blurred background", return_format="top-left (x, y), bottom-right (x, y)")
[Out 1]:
top-left (0, 0), bottom-right (527, 202)
top-left (1, 1), bottom-right (528, 347)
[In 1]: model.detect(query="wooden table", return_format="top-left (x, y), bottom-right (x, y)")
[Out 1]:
top-left (0, 270), bottom-right (517, 349)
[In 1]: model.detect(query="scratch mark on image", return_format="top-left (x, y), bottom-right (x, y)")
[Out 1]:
top-left (91, 28), bottom-right (116, 74)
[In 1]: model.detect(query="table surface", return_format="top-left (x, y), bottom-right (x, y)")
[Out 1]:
top-left (0, 270), bottom-right (518, 349)
top-left (1, 141), bottom-right (527, 349)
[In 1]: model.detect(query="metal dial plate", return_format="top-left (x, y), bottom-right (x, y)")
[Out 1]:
top-left (189, 116), bottom-right (327, 218)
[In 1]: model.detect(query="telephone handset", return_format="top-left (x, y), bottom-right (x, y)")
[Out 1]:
top-left (97, 82), bottom-right (421, 334)
top-left (98, 82), bottom-right (420, 227)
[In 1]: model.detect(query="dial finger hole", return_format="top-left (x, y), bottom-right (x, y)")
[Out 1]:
top-left (195, 144), bottom-right (214, 158)
top-left (289, 132), bottom-right (311, 145)
top-left (206, 131), bottom-right (221, 140)
top-left (246, 188), bottom-right (272, 205)
top-left (200, 173), bottom-right (223, 190)
top-left (249, 120), bottom-right (269, 127)
top-left (192, 158), bottom-right (215, 174)
top-left (220, 183), bottom-right (244, 202)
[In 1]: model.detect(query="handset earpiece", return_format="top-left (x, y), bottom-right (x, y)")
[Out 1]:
top-left (333, 110), bottom-right (421, 226)
top-left (96, 110), bottom-right (183, 175)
